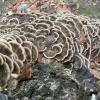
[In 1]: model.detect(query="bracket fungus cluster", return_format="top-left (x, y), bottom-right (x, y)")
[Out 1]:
top-left (0, 13), bottom-right (100, 88)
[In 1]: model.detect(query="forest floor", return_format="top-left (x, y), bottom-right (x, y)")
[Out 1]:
top-left (0, 0), bottom-right (100, 18)
top-left (76, 0), bottom-right (100, 18)
top-left (0, 0), bottom-right (100, 100)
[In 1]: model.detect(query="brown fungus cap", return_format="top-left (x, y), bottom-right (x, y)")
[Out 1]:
top-left (0, 39), bottom-right (12, 49)
top-left (19, 35), bottom-right (27, 41)
top-left (0, 42), bottom-right (12, 56)
top-left (35, 19), bottom-right (53, 27)
top-left (12, 60), bottom-right (20, 76)
top-left (0, 54), bottom-right (4, 65)
top-left (0, 62), bottom-right (10, 87)
top-left (24, 33), bottom-right (36, 41)
top-left (35, 23), bottom-right (48, 29)
top-left (21, 25), bottom-right (36, 33)
top-left (3, 55), bottom-right (14, 73)
top-left (9, 41), bottom-right (26, 62)
top-left (36, 29), bottom-right (50, 36)
top-left (31, 44), bottom-right (38, 62)
top-left (22, 41), bottom-right (33, 49)
top-left (4, 35), bottom-right (17, 41)
top-left (43, 44), bottom-right (62, 59)
top-left (7, 18), bottom-right (19, 26)
top-left (11, 34), bottom-right (23, 43)
top-left (55, 43), bottom-right (69, 62)
top-left (24, 47), bottom-right (32, 63)
top-left (35, 35), bottom-right (47, 52)
top-left (14, 59), bottom-right (23, 68)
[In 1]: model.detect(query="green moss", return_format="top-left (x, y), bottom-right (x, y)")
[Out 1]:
top-left (75, 3), bottom-right (100, 18)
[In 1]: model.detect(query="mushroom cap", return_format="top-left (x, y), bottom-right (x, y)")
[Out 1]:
top-left (24, 47), bottom-right (32, 63)
top-left (12, 60), bottom-right (20, 76)
top-left (43, 44), bottom-right (62, 59)
top-left (0, 62), bottom-right (10, 87)
top-left (36, 29), bottom-right (49, 36)
top-left (7, 18), bottom-right (19, 26)
top-left (0, 39), bottom-right (12, 49)
top-left (35, 35), bottom-right (47, 52)
top-left (35, 23), bottom-right (48, 29)
top-left (21, 25), bottom-right (36, 33)
top-left (31, 44), bottom-right (38, 62)
top-left (14, 59), bottom-right (23, 68)
top-left (24, 33), bottom-right (36, 40)
top-left (22, 41), bottom-right (33, 49)
top-left (11, 34), bottom-right (23, 43)
top-left (60, 48), bottom-right (74, 63)
top-left (35, 19), bottom-right (53, 27)
top-left (0, 54), bottom-right (4, 65)
top-left (55, 43), bottom-right (69, 62)
top-left (19, 35), bottom-right (27, 41)
top-left (55, 22), bottom-right (72, 37)
top-left (11, 30), bottom-right (21, 35)
top-left (9, 41), bottom-right (26, 62)
top-left (3, 55), bottom-right (14, 72)
top-left (4, 35), bottom-right (17, 41)
top-left (0, 42), bottom-right (12, 56)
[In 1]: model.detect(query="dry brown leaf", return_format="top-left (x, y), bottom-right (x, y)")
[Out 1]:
top-left (89, 61), bottom-right (100, 80)
top-left (18, 64), bottom-right (32, 81)
top-left (89, 67), bottom-right (100, 80)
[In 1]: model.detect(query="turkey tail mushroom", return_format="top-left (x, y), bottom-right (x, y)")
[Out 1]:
top-left (0, 54), bottom-right (4, 65)
top-left (9, 41), bottom-right (26, 62)
top-left (0, 42), bottom-right (12, 56)
top-left (43, 44), bottom-right (62, 59)
top-left (0, 62), bottom-right (10, 87)
top-left (4, 55), bottom-right (14, 73)
top-left (0, 13), bottom-right (100, 88)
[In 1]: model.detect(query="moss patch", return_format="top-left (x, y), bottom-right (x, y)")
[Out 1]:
top-left (75, 3), bottom-right (100, 18)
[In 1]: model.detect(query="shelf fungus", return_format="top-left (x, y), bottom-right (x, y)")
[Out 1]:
top-left (0, 13), bottom-right (100, 89)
